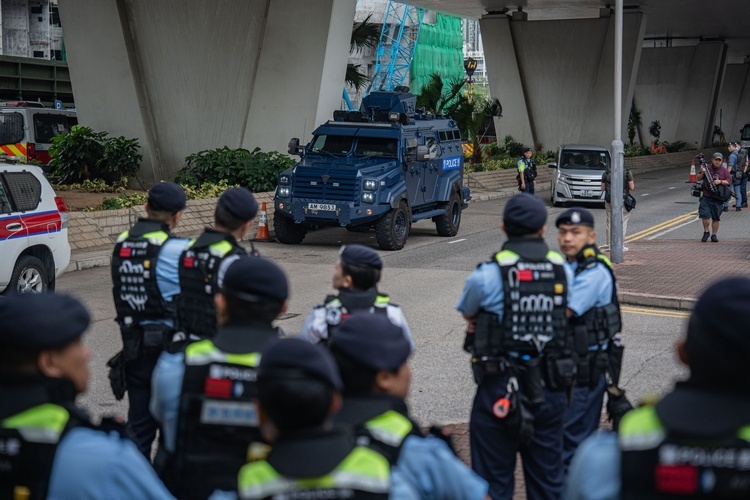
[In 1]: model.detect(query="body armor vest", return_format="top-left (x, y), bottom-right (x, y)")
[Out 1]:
top-left (323, 289), bottom-right (390, 341)
top-left (177, 230), bottom-right (246, 338)
top-left (474, 248), bottom-right (568, 357)
top-left (164, 339), bottom-right (262, 499)
top-left (620, 405), bottom-right (750, 499)
top-left (237, 445), bottom-right (390, 500)
top-left (111, 219), bottom-right (173, 324)
top-left (570, 246), bottom-right (622, 346)
top-left (521, 157), bottom-right (537, 182)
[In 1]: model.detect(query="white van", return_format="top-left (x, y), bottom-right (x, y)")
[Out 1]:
top-left (0, 101), bottom-right (77, 166)
top-left (548, 144), bottom-right (611, 207)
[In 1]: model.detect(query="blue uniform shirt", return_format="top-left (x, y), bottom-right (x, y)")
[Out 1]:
top-left (141, 237), bottom-right (190, 329)
top-left (49, 426), bottom-right (174, 499)
top-left (563, 431), bottom-right (620, 500)
top-left (565, 260), bottom-right (614, 318)
top-left (150, 351), bottom-right (185, 452)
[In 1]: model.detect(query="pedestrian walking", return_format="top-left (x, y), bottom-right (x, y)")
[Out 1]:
top-left (329, 313), bottom-right (489, 499)
top-left (456, 193), bottom-right (574, 500)
top-left (696, 152), bottom-right (731, 242)
top-left (517, 147), bottom-right (537, 194)
top-left (150, 257), bottom-right (288, 498)
top-left (555, 208), bottom-right (622, 471)
top-left (728, 142), bottom-right (746, 211)
top-left (601, 166), bottom-right (635, 251)
top-left (108, 181), bottom-right (190, 457)
top-left (0, 293), bottom-right (174, 499)
top-left (297, 244), bottom-right (413, 348)
top-left (565, 277), bottom-right (750, 499)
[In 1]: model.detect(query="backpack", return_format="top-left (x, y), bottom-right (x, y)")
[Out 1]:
top-left (737, 148), bottom-right (748, 179)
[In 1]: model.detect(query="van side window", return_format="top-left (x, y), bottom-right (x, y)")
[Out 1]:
top-left (33, 114), bottom-right (75, 144)
top-left (3, 172), bottom-right (41, 212)
top-left (0, 113), bottom-right (24, 145)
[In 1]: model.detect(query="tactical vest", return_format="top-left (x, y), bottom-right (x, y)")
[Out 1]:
top-left (620, 405), bottom-right (750, 499)
top-left (520, 157), bottom-right (537, 182)
top-left (361, 409), bottom-right (421, 466)
top-left (474, 249), bottom-right (568, 357)
top-left (177, 230), bottom-right (246, 338)
top-left (323, 293), bottom-right (390, 341)
top-left (237, 446), bottom-right (390, 500)
top-left (111, 219), bottom-right (173, 324)
top-left (164, 339), bottom-right (262, 499)
top-left (571, 247), bottom-right (622, 346)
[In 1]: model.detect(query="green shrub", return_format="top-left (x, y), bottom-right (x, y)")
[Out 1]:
top-left (501, 135), bottom-right (525, 158)
top-left (100, 192), bottom-right (148, 210)
top-left (624, 145), bottom-right (651, 157)
top-left (176, 146), bottom-right (294, 192)
top-left (52, 178), bottom-right (127, 193)
top-left (482, 142), bottom-right (501, 158)
top-left (662, 141), bottom-right (693, 153)
top-left (482, 158), bottom-right (517, 170)
top-left (182, 179), bottom-right (236, 200)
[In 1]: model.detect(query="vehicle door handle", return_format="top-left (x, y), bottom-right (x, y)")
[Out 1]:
top-left (6, 223), bottom-right (22, 231)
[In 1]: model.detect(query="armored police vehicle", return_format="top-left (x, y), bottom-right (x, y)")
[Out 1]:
top-left (273, 90), bottom-right (470, 250)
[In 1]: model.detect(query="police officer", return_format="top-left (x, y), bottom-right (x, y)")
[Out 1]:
top-left (235, 338), bottom-right (417, 499)
top-left (298, 244), bottom-right (413, 348)
top-left (0, 293), bottom-right (174, 499)
top-left (109, 181), bottom-right (190, 456)
top-left (457, 193), bottom-right (574, 500)
top-left (329, 313), bottom-right (489, 499)
top-left (177, 187), bottom-right (259, 340)
top-left (555, 208), bottom-right (621, 471)
top-left (517, 147), bottom-right (537, 194)
top-left (565, 277), bottom-right (750, 499)
top-left (150, 256), bottom-right (288, 498)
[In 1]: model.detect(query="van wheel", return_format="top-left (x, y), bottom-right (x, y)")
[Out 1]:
top-left (6, 256), bottom-right (48, 294)
top-left (274, 215), bottom-right (307, 244)
top-left (435, 191), bottom-right (462, 236)
top-left (376, 201), bottom-right (410, 251)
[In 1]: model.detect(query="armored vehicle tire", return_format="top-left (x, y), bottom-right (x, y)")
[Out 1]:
top-left (375, 201), bottom-right (410, 251)
top-left (435, 191), bottom-right (462, 237)
top-left (274, 215), bottom-right (307, 244)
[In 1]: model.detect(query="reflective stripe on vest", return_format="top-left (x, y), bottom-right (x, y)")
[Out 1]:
top-left (185, 339), bottom-right (261, 368)
top-left (619, 406), bottom-right (668, 451)
top-left (238, 446), bottom-right (390, 499)
top-left (494, 249), bottom-right (565, 266)
top-left (116, 229), bottom-right (169, 246)
top-left (365, 410), bottom-right (413, 448)
top-left (1, 404), bottom-right (69, 444)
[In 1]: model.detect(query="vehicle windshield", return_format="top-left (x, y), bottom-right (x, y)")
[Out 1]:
top-left (310, 134), bottom-right (353, 154)
top-left (559, 150), bottom-right (609, 170)
top-left (0, 113), bottom-right (24, 145)
top-left (354, 137), bottom-right (398, 157)
top-left (741, 125), bottom-right (750, 141)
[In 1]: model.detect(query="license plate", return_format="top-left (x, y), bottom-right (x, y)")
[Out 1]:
top-left (581, 190), bottom-right (595, 198)
top-left (308, 203), bottom-right (336, 211)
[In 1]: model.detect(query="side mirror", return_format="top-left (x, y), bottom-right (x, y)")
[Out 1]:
top-left (548, 162), bottom-right (557, 168)
top-left (288, 138), bottom-right (302, 156)
top-left (416, 145), bottom-right (429, 161)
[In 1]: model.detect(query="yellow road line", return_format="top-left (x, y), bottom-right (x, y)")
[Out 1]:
top-left (621, 306), bottom-right (691, 318)
top-left (625, 211), bottom-right (698, 242)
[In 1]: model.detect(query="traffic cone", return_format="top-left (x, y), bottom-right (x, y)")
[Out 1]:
top-left (688, 159), bottom-right (697, 183)
top-left (253, 202), bottom-right (274, 242)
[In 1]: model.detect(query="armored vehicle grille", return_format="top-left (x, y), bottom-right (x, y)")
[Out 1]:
top-left (293, 167), bottom-right (359, 201)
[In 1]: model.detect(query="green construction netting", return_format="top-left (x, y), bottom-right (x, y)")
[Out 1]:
top-left (409, 13), bottom-right (464, 96)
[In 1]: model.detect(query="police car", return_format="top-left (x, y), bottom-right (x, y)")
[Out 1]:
top-left (0, 162), bottom-right (70, 294)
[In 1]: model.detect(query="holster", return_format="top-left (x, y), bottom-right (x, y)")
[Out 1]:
top-left (590, 348), bottom-right (610, 388)
top-left (519, 356), bottom-right (545, 406)
top-left (542, 351), bottom-right (577, 391)
top-left (106, 351), bottom-right (127, 400)
top-left (506, 392), bottom-right (534, 445)
top-left (607, 341), bottom-right (625, 387)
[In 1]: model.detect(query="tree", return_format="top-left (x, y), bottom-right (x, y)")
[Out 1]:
top-left (628, 105), bottom-right (642, 146)
top-left (346, 15), bottom-right (379, 91)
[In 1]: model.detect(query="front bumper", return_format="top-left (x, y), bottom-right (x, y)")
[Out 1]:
top-left (275, 199), bottom-right (391, 226)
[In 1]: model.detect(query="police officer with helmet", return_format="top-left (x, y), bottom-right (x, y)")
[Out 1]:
top-left (150, 256), bottom-right (288, 498)
top-left (109, 181), bottom-right (190, 457)
top-left (235, 338), bottom-right (417, 499)
top-left (555, 208), bottom-right (623, 470)
top-left (177, 187), bottom-right (259, 340)
top-left (565, 277), bottom-right (750, 499)
top-left (457, 193), bottom-right (574, 500)
top-left (0, 293), bottom-right (173, 499)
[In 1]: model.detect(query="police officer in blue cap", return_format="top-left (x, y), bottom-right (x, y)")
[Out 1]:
top-left (329, 313), bottom-right (489, 498)
top-left (177, 187), bottom-right (260, 340)
top-left (150, 256), bottom-right (288, 498)
top-left (555, 207), bottom-right (622, 471)
top-left (109, 181), bottom-right (191, 457)
top-left (298, 244), bottom-right (413, 348)
top-left (457, 193), bottom-right (574, 500)
top-left (234, 338), bottom-right (417, 499)
top-left (0, 293), bottom-right (174, 499)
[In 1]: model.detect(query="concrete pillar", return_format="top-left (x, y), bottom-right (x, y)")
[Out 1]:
top-left (717, 62), bottom-right (750, 142)
top-left (243, 0), bottom-right (354, 152)
top-left (480, 11), bottom-right (645, 151)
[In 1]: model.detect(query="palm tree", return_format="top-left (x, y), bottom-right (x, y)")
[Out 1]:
top-left (627, 104), bottom-right (642, 147)
top-left (346, 15), bottom-right (380, 91)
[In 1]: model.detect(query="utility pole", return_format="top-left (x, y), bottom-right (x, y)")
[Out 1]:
top-left (611, 0), bottom-right (625, 264)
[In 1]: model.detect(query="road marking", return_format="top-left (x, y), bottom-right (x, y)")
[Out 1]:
top-left (625, 211), bottom-right (698, 242)
top-left (669, 186), bottom-right (676, 190)
top-left (448, 238), bottom-right (466, 244)
top-left (621, 306), bottom-right (691, 318)
top-left (641, 193), bottom-right (649, 197)
top-left (645, 216), bottom-right (699, 240)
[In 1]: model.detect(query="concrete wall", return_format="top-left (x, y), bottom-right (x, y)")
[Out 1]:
top-left (480, 11), bottom-right (645, 150)
top-left (717, 62), bottom-right (750, 141)
top-left (3, 0), bottom-right (29, 57)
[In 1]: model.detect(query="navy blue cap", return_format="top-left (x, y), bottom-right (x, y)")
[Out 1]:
top-left (218, 187), bottom-right (258, 221)
top-left (329, 313), bottom-right (410, 371)
top-left (523, 147), bottom-right (533, 153)
top-left (222, 256), bottom-right (288, 303)
top-left (556, 207), bottom-right (595, 228)
top-left (339, 244), bottom-right (382, 270)
top-left (503, 193), bottom-right (547, 233)
top-left (0, 293), bottom-right (90, 350)
top-left (259, 338), bottom-right (343, 390)
top-left (148, 181), bottom-right (186, 213)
